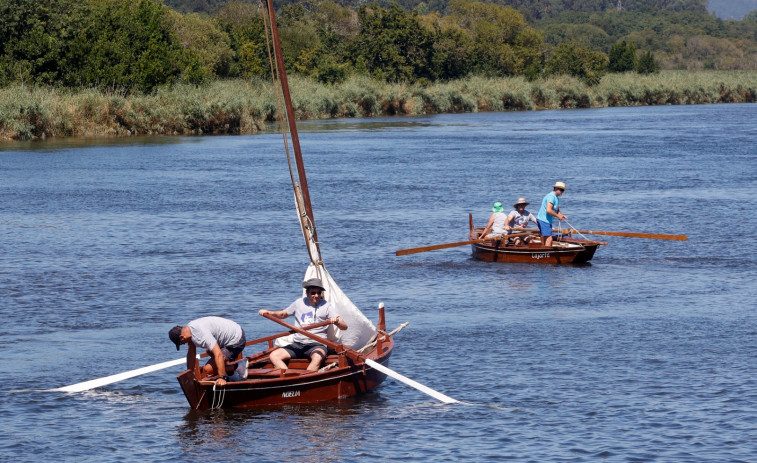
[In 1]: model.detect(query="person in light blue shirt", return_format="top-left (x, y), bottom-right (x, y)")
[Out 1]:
top-left (536, 181), bottom-right (568, 247)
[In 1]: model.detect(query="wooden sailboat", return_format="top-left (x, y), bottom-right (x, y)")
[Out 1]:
top-left (175, 0), bottom-right (399, 410)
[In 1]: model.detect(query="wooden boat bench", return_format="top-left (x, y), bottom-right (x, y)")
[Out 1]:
top-left (242, 354), bottom-right (344, 379)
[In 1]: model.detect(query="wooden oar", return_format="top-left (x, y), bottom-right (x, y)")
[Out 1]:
top-left (556, 229), bottom-right (688, 241)
top-left (48, 320), bottom-right (335, 393)
top-left (396, 233), bottom-right (532, 256)
top-left (261, 313), bottom-right (459, 404)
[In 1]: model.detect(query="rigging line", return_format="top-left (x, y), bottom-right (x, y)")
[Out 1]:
top-left (563, 220), bottom-right (591, 241)
top-left (294, 184), bottom-right (323, 266)
top-left (260, 1), bottom-right (296, 189)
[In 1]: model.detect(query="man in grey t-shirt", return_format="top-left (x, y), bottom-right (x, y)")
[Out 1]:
top-left (258, 278), bottom-right (348, 371)
top-left (168, 316), bottom-right (246, 386)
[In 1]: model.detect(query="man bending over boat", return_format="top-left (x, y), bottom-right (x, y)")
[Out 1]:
top-left (169, 316), bottom-right (247, 386)
top-left (536, 181), bottom-right (568, 247)
top-left (258, 278), bottom-right (347, 371)
top-left (505, 197), bottom-right (538, 246)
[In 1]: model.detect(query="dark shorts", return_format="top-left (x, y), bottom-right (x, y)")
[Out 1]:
top-left (281, 341), bottom-right (327, 360)
top-left (220, 330), bottom-right (246, 361)
top-left (537, 220), bottom-right (553, 237)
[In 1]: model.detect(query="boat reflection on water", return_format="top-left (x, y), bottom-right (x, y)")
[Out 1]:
top-left (178, 397), bottom-right (377, 461)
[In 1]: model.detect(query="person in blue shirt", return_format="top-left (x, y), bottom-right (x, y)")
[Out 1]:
top-left (536, 181), bottom-right (568, 247)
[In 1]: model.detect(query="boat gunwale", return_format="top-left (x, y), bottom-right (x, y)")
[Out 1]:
top-left (196, 349), bottom-right (393, 392)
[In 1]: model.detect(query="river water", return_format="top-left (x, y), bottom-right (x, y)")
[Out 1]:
top-left (1, 103), bottom-right (755, 462)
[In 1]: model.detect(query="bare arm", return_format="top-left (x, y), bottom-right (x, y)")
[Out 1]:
top-left (186, 341), bottom-right (197, 370)
top-left (258, 309), bottom-right (289, 319)
top-left (479, 213), bottom-right (495, 238)
top-left (504, 211), bottom-right (516, 231)
top-left (331, 316), bottom-right (348, 330)
top-left (209, 343), bottom-right (228, 386)
top-left (546, 202), bottom-right (566, 221)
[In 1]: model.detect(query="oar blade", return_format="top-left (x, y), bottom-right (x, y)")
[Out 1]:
top-left (49, 358), bottom-right (187, 393)
top-left (572, 230), bottom-right (688, 241)
top-left (366, 359), bottom-right (458, 404)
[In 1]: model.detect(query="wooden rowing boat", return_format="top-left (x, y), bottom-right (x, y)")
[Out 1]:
top-left (175, 0), bottom-right (399, 410)
top-left (177, 309), bottom-right (395, 409)
top-left (468, 214), bottom-right (603, 264)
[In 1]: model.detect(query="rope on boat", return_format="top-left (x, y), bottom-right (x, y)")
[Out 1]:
top-left (356, 322), bottom-right (410, 354)
top-left (318, 362), bottom-right (338, 372)
top-left (210, 383), bottom-right (226, 409)
top-left (563, 220), bottom-right (591, 241)
top-left (387, 322), bottom-right (409, 336)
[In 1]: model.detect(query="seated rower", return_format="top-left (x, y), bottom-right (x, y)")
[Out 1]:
top-left (505, 197), bottom-right (538, 246)
top-left (479, 201), bottom-right (507, 239)
top-left (258, 278), bottom-right (347, 371)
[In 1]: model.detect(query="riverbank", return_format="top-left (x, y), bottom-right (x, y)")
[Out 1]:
top-left (2, 70), bottom-right (756, 141)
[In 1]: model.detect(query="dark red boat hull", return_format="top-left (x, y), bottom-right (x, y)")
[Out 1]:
top-left (177, 337), bottom-right (393, 410)
top-left (471, 241), bottom-right (592, 264)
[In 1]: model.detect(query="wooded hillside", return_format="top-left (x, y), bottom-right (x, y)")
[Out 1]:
top-left (2, 0), bottom-right (756, 93)
top-left (165, 0), bottom-right (709, 17)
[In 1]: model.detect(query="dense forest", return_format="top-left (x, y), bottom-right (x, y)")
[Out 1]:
top-left (2, 0), bottom-right (757, 93)
top-left (165, 0), bottom-right (711, 17)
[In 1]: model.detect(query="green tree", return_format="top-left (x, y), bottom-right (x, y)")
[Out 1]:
top-left (213, 2), bottom-right (267, 78)
top-left (305, 1), bottom-right (359, 82)
top-left (63, 0), bottom-right (185, 92)
top-left (608, 39), bottom-right (637, 72)
top-left (545, 42), bottom-right (608, 85)
top-left (0, 0), bottom-right (76, 86)
top-left (443, 0), bottom-right (544, 76)
top-left (351, 3), bottom-right (434, 82)
top-left (635, 50), bottom-right (660, 73)
top-left (430, 22), bottom-right (474, 80)
top-left (168, 11), bottom-right (234, 80)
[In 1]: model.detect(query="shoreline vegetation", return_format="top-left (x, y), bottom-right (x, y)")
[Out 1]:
top-left (2, 70), bottom-right (756, 141)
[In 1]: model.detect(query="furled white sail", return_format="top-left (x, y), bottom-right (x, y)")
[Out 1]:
top-left (303, 263), bottom-right (377, 350)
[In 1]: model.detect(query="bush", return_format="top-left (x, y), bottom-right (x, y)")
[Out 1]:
top-left (636, 51), bottom-right (661, 74)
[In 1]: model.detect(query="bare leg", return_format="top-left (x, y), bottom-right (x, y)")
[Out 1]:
top-left (544, 235), bottom-right (553, 247)
top-left (269, 348), bottom-right (291, 370)
top-left (307, 350), bottom-right (326, 371)
top-left (201, 359), bottom-right (236, 377)
top-left (201, 360), bottom-right (224, 378)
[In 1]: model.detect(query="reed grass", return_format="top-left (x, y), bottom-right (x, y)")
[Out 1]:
top-left (2, 70), bottom-right (756, 140)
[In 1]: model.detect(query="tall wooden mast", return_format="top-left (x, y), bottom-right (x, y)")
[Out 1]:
top-left (264, 0), bottom-right (320, 256)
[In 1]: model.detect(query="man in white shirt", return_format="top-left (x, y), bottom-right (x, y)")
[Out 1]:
top-left (259, 278), bottom-right (347, 371)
